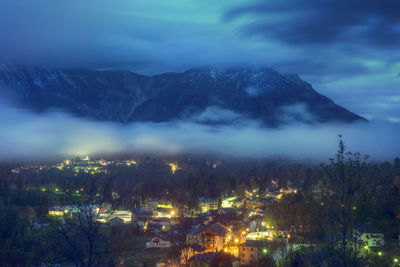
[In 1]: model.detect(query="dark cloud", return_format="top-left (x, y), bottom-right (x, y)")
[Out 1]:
top-left (224, 0), bottom-right (400, 47)
top-left (0, 0), bottom-right (398, 122)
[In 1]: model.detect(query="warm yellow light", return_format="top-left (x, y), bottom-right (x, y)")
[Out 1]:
top-left (235, 239), bottom-right (239, 243)
top-left (168, 163), bottom-right (179, 174)
top-left (170, 210), bottom-right (176, 216)
top-left (246, 228), bottom-right (250, 231)
top-left (242, 231), bottom-right (246, 235)
top-left (224, 248), bottom-right (228, 252)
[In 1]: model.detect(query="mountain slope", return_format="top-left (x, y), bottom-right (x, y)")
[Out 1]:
top-left (0, 65), bottom-right (366, 125)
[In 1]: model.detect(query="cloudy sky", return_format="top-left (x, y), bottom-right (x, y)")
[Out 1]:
top-left (0, 0), bottom-right (399, 122)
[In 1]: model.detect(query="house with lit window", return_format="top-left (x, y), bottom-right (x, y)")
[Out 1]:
top-left (145, 236), bottom-right (172, 249)
top-left (199, 197), bottom-right (219, 213)
top-left (187, 223), bottom-right (231, 252)
top-left (238, 240), bottom-right (269, 266)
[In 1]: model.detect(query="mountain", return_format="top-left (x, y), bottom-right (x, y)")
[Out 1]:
top-left (0, 64), bottom-right (365, 126)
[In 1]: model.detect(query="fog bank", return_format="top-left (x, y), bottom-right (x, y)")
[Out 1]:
top-left (0, 104), bottom-right (398, 161)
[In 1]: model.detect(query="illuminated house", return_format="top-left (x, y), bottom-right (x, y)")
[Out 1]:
top-left (198, 223), bottom-right (231, 252)
top-left (354, 225), bottom-right (385, 248)
top-left (199, 197), bottom-right (219, 213)
top-left (145, 236), bottom-right (172, 249)
top-left (361, 233), bottom-right (384, 247)
top-left (238, 240), bottom-right (269, 266)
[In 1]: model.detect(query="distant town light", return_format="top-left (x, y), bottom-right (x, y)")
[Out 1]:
top-left (378, 251), bottom-right (382, 256)
top-left (394, 258), bottom-right (398, 263)
top-left (224, 248), bottom-right (228, 252)
top-left (364, 245), bottom-right (369, 250)
top-left (235, 239), bottom-right (239, 243)
top-left (263, 248), bottom-right (267, 254)
top-left (168, 163), bottom-right (179, 174)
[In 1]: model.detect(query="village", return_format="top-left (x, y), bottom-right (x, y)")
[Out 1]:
top-left (3, 155), bottom-right (399, 266)
top-left (46, 180), bottom-right (388, 267)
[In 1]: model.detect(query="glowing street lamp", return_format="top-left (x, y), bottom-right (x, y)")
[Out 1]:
top-left (263, 248), bottom-right (267, 254)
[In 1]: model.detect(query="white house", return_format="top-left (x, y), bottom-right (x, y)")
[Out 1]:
top-left (361, 233), bottom-right (384, 247)
top-left (145, 237), bottom-right (172, 249)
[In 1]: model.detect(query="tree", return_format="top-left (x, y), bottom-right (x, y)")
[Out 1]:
top-left (321, 135), bottom-right (369, 266)
top-left (49, 175), bottom-right (112, 266)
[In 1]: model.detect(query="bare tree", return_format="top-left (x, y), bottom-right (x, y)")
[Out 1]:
top-left (50, 174), bottom-right (112, 267)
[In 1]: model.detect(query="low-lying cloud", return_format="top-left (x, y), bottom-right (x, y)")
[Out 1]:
top-left (0, 103), bottom-right (398, 162)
